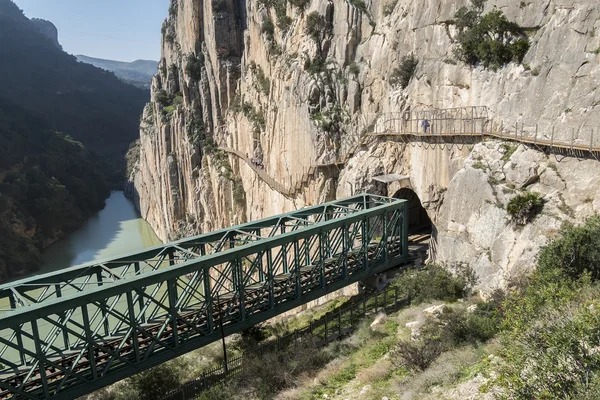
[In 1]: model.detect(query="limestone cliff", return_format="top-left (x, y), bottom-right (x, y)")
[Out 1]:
top-left (129, 0), bottom-right (600, 291)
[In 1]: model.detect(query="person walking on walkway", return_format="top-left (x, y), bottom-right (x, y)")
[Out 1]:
top-left (421, 118), bottom-right (430, 134)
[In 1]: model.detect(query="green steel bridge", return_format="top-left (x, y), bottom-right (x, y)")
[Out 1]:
top-left (0, 194), bottom-right (409, 400)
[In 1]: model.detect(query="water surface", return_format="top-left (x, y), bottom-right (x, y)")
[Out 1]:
top-left (39, 191), bottom-right (162, 274)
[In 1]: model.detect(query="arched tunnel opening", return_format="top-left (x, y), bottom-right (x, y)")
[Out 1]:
top-left (392, 188), bottom-right (432, 235)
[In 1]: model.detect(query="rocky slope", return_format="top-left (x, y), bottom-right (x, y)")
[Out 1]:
top-left (129, 0), bottom-right (600, 292)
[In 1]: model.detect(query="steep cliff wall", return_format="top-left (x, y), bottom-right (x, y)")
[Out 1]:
top-left (130, 0), bottom-right (600, 291)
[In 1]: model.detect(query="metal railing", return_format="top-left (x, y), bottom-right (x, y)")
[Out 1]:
top-left (370, 107), bottom-right (600, 156)
top-left (164, 284), bottom-right (408, 400)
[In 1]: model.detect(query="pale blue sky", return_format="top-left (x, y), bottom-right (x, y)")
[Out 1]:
top-left (12, 0), bottom-right (170, 62)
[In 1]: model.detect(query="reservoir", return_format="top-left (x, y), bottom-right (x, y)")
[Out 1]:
top-left (39, 191), bottom-right (162, 274)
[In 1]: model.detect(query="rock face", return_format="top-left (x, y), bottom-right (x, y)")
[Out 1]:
top-left (30, 18), bottom-right (61, 49)
top-left (130, 0), bottom-right (600, 292)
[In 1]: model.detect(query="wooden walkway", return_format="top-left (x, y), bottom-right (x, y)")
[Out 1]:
top-left (370, 128), bottom-right (600, 157)
top-left (220, 147), bottom-right (322, 197)
top-left (222, 107), bottom-right (600, 197)
top-left (220, 134), bottom-right (371, 198)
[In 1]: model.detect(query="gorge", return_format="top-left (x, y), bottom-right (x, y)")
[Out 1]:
top-left (128, 0), bottom-right (600, 295)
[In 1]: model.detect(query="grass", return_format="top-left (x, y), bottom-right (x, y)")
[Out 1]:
top-left (500, 142), bottom-right (518, 161)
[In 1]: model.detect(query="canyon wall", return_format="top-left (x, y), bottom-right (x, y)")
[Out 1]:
top-left (128, 0), bottom-right (600, 292)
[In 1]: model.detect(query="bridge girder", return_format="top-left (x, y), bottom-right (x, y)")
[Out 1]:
top-left (0, 194), bottom-right (409, 400)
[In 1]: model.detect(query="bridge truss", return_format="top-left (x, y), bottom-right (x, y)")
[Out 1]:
top-left (0, 194), bottom-right (408, 400)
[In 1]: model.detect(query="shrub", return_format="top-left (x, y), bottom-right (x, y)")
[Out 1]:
top-left (454, 6), bottom-right (530, 69)
top-left (391, 263), bottom-right (477, 305)
top-left (289, 0), bottom-right (310, 12)
top-left (155, 89), bottom-right (170, 106)
top-left (212, 0), bottom-right (228, 13)
top-left (391, 337), bottom-right (445, 371)
top-left (506, 191), bottom-right (543, 225)
top-left (490, 217), bottom-right (600, 398)
top-left (348, 62), bottom-right (359, 75)
top-left (261, 16), bottom-right (275, 39)
top-left (496, 300), bottom-right (600, 399)
top-left (537, 216), bottom-right (600, 281)
top-left (232, 178), bottom-right (245, 206)
top-left (306, 11), bottom-right (330, 44)
top-left (348, 0), bottom-right (367, 12)
top-left (185, 53), bottom-right (204, 81)
top-left (304, 55), bottom-right (326, 74)
top-left (236, 337), bottom-right (330, 398)
top-left (117, 358), bottom-right (189, 400)
top-left (389, 53), bottom-right (418, 88)
top-left (382, 0), bottom-right (397, 17)
top-left (168, 1), bottom-right (178, 16)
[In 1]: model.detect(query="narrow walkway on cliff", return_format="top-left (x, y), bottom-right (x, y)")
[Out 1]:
top-left (223, 107), bottom-right (598, 198)
top-left (370, 106), bottom-right (600, 157)
top-left (220, 134), bottom-right (370, 198)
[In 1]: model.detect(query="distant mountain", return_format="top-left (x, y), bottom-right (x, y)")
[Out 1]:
top-left (0, 0), bottom-right (147, 159)
top-left (0, 0), bottom-right (148, 280)
top-left (76, 55), bottom-right (157, 89)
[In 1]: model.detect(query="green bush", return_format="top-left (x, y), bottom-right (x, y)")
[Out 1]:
top-left (506, 191), bottom-right (543, 225)
top-left (289, 0), bottom-right (310, 12)
top-left (382, 0), bottom-right (397, 17)
top-left (116, 358), bottom-right (189, 400)
top-left (496, 300), bottom-right (600, 399)
top-left (348, 0), bottom-right (367, 12)
top-left (306, 11), bottom-right (330, 44)
top-left (537, 216), bottom-right (600, 281)
top-left (304, 55), bottom-right (326, 74)
top-left (232, 178), bottom-right (245, 206)
top-left (235, 337), bottom-right (330, 398)
top-left (391, 263), bottom-right (477, 305)
top-left (454, 5), bottom-right (530, 70)
top-left (490, 217), bottom-right (600, 398)
top-left (389, 53), bottom-right (418, 88)
top-left (185, 53), bottom-right (204, 81)
top-left (155, 89), bottom-right (170, 106)
top-left (212, 0), bottom-right (228, 13)
top-left (261, 16), bottom-right (275, 39)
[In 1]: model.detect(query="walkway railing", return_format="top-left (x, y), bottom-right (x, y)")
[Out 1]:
top-left (221, 134), bottom-right (372, 198)
top-left (224, 107), bottom-right (598, 198)
top-left (164, 284), bottom-right (408, 400)
top-left (371, 107), bottom-right (600, 156)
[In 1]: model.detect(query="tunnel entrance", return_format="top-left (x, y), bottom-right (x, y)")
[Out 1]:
top-left (393, 188), bottom-right (432, 234)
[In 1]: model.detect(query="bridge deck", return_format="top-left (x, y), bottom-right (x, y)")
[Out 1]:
top-left (0, 194), bottom-right (409, 400)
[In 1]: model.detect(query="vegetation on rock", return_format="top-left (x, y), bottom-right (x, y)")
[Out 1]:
top-left (389, 53), bottom-right (418, 89)
top-left (506, 191), bottom-right (544, 225)
top-left (492, 217), bottom-right (600, 398)
top-left (185, 53), bottom-right (204, 81)
top-left (454, 0), bottom-right (530, 69)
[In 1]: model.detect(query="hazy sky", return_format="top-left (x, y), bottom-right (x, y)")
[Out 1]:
top-left (12, 0), bottom-right (170, 61)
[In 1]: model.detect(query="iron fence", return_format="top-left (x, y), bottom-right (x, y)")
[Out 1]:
top-left (164, 285), bottom-right (408, 400)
